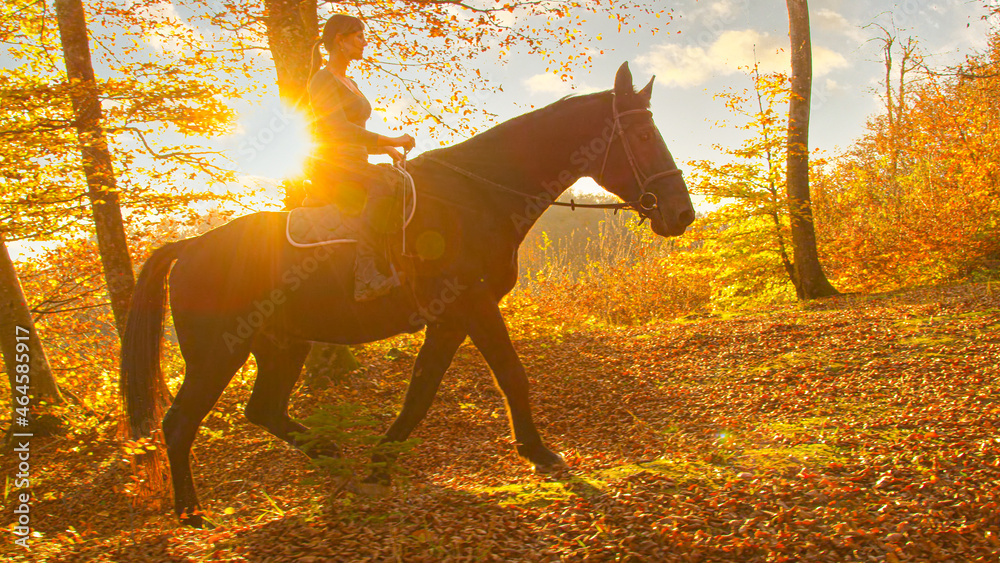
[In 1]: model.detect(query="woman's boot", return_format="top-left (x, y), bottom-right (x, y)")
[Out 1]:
top-left (352, 181), bottom-right (400, 302)
top-left (353, 233), bottom-right (398, 302)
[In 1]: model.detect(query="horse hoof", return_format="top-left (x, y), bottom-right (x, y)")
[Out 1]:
top-left (532, 449), bottom-right (569, 474)
top-left (534, 458), bottom-right (570, 475)
top-left (518, 444), bottom-right (567, 473)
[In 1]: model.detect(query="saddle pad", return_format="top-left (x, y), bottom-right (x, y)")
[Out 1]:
top-left (286, 164), bottom-right (417, 248)
top-left (286, 203), bottom-right (357, 247)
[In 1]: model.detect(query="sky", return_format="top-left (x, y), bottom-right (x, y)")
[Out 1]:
top-left (5, 0), bottom-right (999, 261)
top-left (225, 0), bottom-right (999, 198)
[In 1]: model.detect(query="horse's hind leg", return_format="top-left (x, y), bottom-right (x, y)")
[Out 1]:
top-left (163, 342), bottom-right (249, 528)
top-left (244, 336), bottom-right (324, 454)
top-left (363, 323), bottom-right (467, 485)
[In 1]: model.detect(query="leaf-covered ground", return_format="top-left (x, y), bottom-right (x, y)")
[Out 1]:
top-left (4, 283), bottom-right (1000, 562)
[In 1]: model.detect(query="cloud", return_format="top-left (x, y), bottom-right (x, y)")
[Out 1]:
top-left (813, 8), bottom-right (866, 43)
top-left (523, 73), bottom-right (596, 96)
top-left (813, 8), bottom-right (850, 30)
top-left (633, 45), bottom-right (716, 88)
top-left (687, 0), bottom-right (744, 26)
top-left (710, 29), bottom-right (788, 72)
top-left (704, 0), bottom-right (740, 21)
top-left (823, 78), bottom-right (848, 94)
top-left (524, 74), bottom-right (571, 96)
top-left (637, 29), bottom-right (849, 88)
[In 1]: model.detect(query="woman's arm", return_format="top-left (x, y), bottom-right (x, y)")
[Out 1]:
top-left (375, 135), bottom-right (415, 151)
top-left (310, 73), bottom-right (415, 151)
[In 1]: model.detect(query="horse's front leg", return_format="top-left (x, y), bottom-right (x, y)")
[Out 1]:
top-left (463, 289), bottom-right (566, 471)
top-left (364, 322), bottom-right (467, 484)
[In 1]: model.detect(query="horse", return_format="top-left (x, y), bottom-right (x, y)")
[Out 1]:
top-left (120, 62), bottom-right (695, 527)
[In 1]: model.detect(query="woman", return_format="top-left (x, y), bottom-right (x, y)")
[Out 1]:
top-left (306, 14), bottom-right (415, 302)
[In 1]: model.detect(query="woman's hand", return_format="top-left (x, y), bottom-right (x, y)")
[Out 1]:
top-left (376, 133), bottom-right (415, 156)
top-left (382, 146), bottom-right (404, 165)
top-left (392, 134), bottom-right (415, 151)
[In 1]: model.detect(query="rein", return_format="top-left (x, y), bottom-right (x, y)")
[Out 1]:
top-left (417, 155), bottom-right (638, 211)
top-left (415, 94), bottom-right (682, 217)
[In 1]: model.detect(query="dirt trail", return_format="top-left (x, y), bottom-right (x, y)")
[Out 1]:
top-left (4, 283), bottom-right (999, 561)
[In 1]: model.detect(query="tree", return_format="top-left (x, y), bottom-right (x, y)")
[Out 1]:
top-left (260, 0), bottom-right (319, 208)
top-left (198, 0), bottom-right (663, 137)
top-left (0, 234), bottom-right (64, 443)
top-left (0, 0), bottom-right (245, 449)
top-left (1, 0), bottom-right (240, 243)
top-left (785, 0), bottom-right (837, 299)
top-left (812, 29), bottom-right (1000, 291)
top-left (686, 71), bottom-right (803, 308)
top-left (263, 0), bottom-right (318, 109)
top-left (2, 0), bottom-right (243, 337)
top-left (53, 0), bottom-right (135, 337)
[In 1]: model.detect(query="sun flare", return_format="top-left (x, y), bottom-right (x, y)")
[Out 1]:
top-left (236, 102), bottom-right (315, 209)
top-left (267, 104), bottom-right (314, 179)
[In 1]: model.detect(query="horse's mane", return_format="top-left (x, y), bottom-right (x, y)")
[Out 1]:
top-left (430, 89), bottom-right (613, 155)
top-left (407, 84), bottom-right (647, 200)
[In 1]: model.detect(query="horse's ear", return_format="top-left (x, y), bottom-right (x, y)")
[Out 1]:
top-left (615, 62), bottom-right (634, 96)
top-left (638, 76), bottom-right (655, 102)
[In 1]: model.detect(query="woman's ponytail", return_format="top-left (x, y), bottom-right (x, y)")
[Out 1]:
top-left (309, 38), bottom-right (323, 77)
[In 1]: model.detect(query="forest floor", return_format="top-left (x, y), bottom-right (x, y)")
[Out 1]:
top-left (3, 283), bottom-right (1000, 562)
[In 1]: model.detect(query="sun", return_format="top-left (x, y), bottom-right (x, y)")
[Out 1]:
top-left (234, 101), bottom-right (315, 209)
top-left (261, 104), bottom-right (315, 180)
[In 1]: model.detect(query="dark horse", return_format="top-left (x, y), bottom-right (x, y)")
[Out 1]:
top-left (121, 63), bottom-right (695, 527)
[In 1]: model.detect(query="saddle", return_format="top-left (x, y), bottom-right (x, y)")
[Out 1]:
top-left (286, 163), bottom-right (416, 248)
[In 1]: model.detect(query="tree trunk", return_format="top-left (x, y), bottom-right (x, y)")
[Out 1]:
top-left (264, 0), bottom-right (317, 209)
top-left (263, 2), bottom-right (359, 368)
top-left (0, 235), bottom-right (64, 442)
top-left (786, 0), bottom-right (838, 300)
top-left (54, 0), bottom-right (136, 338)
top-left (264, 0), bottom-right (318, 108)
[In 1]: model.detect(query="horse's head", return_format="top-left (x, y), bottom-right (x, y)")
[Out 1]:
top-left (591, 62), bottom-right (695, 237)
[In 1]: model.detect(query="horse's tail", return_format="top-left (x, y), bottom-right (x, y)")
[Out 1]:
top-left (120, 240), bottom-right (189, 485)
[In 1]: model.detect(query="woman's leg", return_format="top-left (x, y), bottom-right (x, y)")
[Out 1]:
top-left (351, 164), bottom-right (399, 302)
top-left (307, 155), bottom-right (399, 301)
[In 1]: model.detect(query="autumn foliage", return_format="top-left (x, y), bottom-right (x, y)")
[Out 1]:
top-left (2, 2), bottom-right (1000, 560)
top-left (813, 32), bottom-right (1000, 292)
top-left (520, 33), bottom-right (1000, 320)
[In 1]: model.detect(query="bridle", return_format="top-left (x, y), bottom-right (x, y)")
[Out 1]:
top-left (419, 92), bottom-right (683, 220)
top-left (597, 94), bottom-right (684, 216)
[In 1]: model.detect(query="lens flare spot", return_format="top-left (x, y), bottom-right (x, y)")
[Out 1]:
top-left (416, 230), bottom-right (446, 260)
